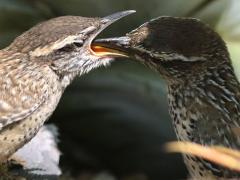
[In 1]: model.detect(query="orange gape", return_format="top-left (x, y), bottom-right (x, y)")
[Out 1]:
top-left (91, 45), bottom-right (128, 57)
top-left (91, 45), bottom-right (110, 53)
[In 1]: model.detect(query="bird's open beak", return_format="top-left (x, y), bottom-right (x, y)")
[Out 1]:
top-left (90, 10), bottom-right (135, 58)
top-left (92, 36), bottom-right (131, 58)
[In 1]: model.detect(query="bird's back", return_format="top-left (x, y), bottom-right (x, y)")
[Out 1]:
top-left (0, 51), bottom-right (63, 161)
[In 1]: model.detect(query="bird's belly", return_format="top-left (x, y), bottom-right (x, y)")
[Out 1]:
top-left (0, 90), bottom-right (62, 162)
top-left (169, 105), bottom-right (192, 141)
top-left (169, 109), bottom-right (217, 178)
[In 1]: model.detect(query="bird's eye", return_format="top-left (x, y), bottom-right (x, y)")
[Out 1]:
top-left (73, 42), bottom-right (83, 47)
top-left (58, 44), bottom-right (75, 52)
top-left (57, 41), bottom-right (83, 53)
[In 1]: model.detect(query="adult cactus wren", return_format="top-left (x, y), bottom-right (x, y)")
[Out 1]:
top-left (94, 17), bottom-right (240, 178)
top-left (0, 10), bottom-right (135, 163)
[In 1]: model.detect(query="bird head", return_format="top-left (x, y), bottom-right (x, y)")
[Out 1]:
top-left (93, 17), bottom-right (231, 83)
top-left (6, 10), bottom-right (135, 80)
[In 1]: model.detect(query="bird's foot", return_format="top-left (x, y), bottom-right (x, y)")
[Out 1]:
top-left (0, 159), bottom-right (24, 180)
top-left (0, 162), bottom-right (12, 179)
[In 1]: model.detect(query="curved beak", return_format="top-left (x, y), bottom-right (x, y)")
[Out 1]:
top-left (90, 10), bottom-right (135, 58)
top-left (101, 10), bottom-right (136, 25)
top-left (87, 10), bottom-right (135, 53)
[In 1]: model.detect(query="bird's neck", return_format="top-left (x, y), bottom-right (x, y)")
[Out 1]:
top-left (169, 61), bottom-right (239, 92)
top-left (59, 72), bottom-right (79, 89)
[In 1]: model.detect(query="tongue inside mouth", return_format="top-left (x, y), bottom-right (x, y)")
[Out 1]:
top-left (91, 45), bottom-right (128, 57)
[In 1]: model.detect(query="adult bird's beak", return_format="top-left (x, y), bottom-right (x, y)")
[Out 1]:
top-left (88, 10), bottom-right (135, 57)
top-left (92, 36), bottom-right (131, 57)
top-left (90, 11), bottom-right (135, 58)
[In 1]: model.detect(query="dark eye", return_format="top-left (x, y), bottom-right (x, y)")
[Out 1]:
top-left (73, 42), bottom-right (83, 47)
top-left (58, 44), bottom-right (75, 52)
top-left (57, 41), bottom-right (83, 53)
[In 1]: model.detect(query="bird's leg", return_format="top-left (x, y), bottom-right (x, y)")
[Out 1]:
top-left (0, 161), bottom-right (12, 178)
top-left (0, 158), bottom-right (25, 179)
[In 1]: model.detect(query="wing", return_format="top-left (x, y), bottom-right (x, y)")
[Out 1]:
top-left (189, 86), bottom-right (240, 148)
top-left (192, 104), bottom-right (240, 147)
top-left (0, 54), bottom-right (49, 130)
top-left (188, 90), bottom-right (240, 177)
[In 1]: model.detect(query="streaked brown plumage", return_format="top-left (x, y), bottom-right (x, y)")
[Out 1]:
top-left (0, 10), bottom-right (135, 162)
top-left (94, 17), bottom-right (240, 178)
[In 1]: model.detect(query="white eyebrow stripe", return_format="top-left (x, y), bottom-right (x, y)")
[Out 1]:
top-left (30, 26), bottom-right (97, 57)
top-left (30, 35), bottom-right (82, 57)
top-left (133, 46), bottom-right (206, 62)
top-left (156, 53), bottom-right (206, 62)
top-left (80, 26), bottom-right (96, 34)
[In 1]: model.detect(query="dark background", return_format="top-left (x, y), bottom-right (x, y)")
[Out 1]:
top-left (0, 0), bottom-right (238, 179)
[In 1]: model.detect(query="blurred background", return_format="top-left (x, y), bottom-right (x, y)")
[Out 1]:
top-left (0, 0), bottom-right (240, 179)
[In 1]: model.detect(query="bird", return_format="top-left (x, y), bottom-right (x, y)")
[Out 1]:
top-left (0, 10), bottom-right (135, 163)
top-left (93, 17), bottom-right (240, 179)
